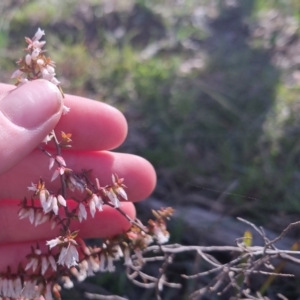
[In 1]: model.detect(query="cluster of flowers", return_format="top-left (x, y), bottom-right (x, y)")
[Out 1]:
top-left (2, 28), bottom-right (174, 300)
top-left (0, 207), bottom-right (172, 300)
top-left (11, 28), bottom-right (69, 114)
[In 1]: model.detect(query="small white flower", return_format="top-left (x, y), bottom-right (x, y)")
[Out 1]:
top-left (37, 58), bottom-right (45, 66)
top-left (41, 256), bottom-right (50, 275)
top-left (25, 256), bottom-right (39, 272)
top-left (34, 28), bottom-right (45, 41)
top-left (28, 208), bottom-right (35, 224)
top-left (51, 77), bottom-right (61, 85)
top-left (31, 48), bottom-right (41, 60)
top-left (51, 167), bottom-right (65, 181)
top-left (25, 54), bottom-right (32, 65)
top-left (18, 207), bottom-right (30, 220)
top-left (46, 237), bottom-right (61, 249)
top-left (28, 182), bottom-right (37, 192)
top-left (39, 189), bottom-right (48, 209)
top-left (44, 283), bottom-right (52, 300)
top-left (57, 194), bottom-right (66, 207)
top-left (34, 211), bottom-right (45, 226)
top-left (154, 227), bottom-right (170, 244)
top-left (48, 196), bottom-right (59, 215)
top-left (48, 255), bottom-right (57, 271)
top-left (56, 155), bottom-right (66, 167)
top-left (107, 256), bottom-right (115, 272)
top-left (49, 157), bottom-right (55, 170)
top-left (46, 65), bottom-right (55, 74)
top-left (115, 187), bottom-right (128, 200)
top-left (20, 77), bottom-right (29, 83)
top-left (89, 198), bottom-right (96, 217)
top-left (63, 276), bottom-right (74, 289)
top-left (57, 244), bottom-right (79, 268)
top-left (33, 40), bottom-right (46, 49)
top-left (11, 69), bottom-right (23, 79)
top-left (158, 274), bottom-right (166, 292)
top-left (22, 280), bottom-right (37, 298)
top-left (43, 134), bottom-right (53, 144)
top-left (123, 247), bottom-right (132, 266)
top-left (106, 189), bottom-right (120, 208)
top-left (78, 203), bottom-right (87, 222)
top-left (62, 105), bottom-right (70, 115)
top-left (13, 277), bottom-right (22, 298)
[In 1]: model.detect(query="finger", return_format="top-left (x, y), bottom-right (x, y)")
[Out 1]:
top-left (0, 80), bottom-right (63, 174)
top-left (0, 83), bottom-right (128, 151)
top-left (0, 199), bottom-right (135, 244)
top-left (0, 150), bottom-right (156, 202)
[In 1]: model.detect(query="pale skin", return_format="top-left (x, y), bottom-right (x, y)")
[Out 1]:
top-left (0, 80), bottom-right (156, 272)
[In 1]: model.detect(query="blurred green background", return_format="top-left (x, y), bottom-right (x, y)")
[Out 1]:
top-left (2, 0), bottom-right (300, 298)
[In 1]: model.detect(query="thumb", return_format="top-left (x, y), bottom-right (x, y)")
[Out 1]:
top-left (0, 79), bottom-right (63, 174)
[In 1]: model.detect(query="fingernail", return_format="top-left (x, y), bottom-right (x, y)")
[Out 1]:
top-left (0, 80), bottom-right (62, 128)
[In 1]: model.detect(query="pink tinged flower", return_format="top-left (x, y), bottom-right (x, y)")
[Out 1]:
top-left (62, 105), bottom-right (70, 115)
top-left (51, 77), bottom-right (61, 85)
top-left (106, 189), bottom-right (120, 208)
top-left (46, 65), bottom-right (55, 74)
top-left (33, 40), bottom-right (46, 49)
top-left (113, 245), bottom-right (123, 260)
top-left (6, 278), bottom-right (14, 297)
top-left (48, 255), bottom-right (57, 271)
top-left (22, 280), bottom-right (38, 298)
top-left (51, 219), bottom-right (57, 230)
top-left (78, 203), bottom-right (87, 222)
top-left (57, 194), bottom-right (66, 207)
top-left (11, 69), bottom-right (23, 79)
top-left (116, 187), bottom-right (128, 200)
top-left (13, 277), bottom-right (22, 298)
top-left (1, 278), bottom-right (8, 296)
top-left (28, 208), bottom-right (35, 224)
top-left (89, 198), bottom-right (96, 218)
top-left (18, 207), bottom-right (31, 220)
top-left (158, 274), bottom-right (166, 292)
top-left (31, 48), bottom-right (41, 60)
top-left (44, 195), bottom-right (59, 215)
top-left (39, 189), bottom-right (48, 209)
top-left (28, 182), bottom-right (37, 192)
top-left (107, 256), bottom-right (115, 272)
top-left (49, 157), bottom-right (55, 170)
top-left (46, 237), bottom-right (62, 249)
top-left (25, 256), bottom-right (39, 272)
top-left (34, 211), bottom-right (47, 226)
top-left (154, 227), bottom-right (170, 244)
top-left (88, 256), bottom-right (100, 274)
top-left (52, 196), bottom-right (59, 215)
top-left (51, 167), bottom-right (65, 181)
top-left (57, 244), bottom-right (79, 268)
top-left (41, 256), bottom-right (50, 275)
top-left (43, 134), bottom-right (52, 144)
top-left (123, 247), bottom-right (132, 266)
top-left (56, 155), bottom-right (66, 167)
top-left (20, 77), bottom-right (29, 83)
top-left (44, 283), bottom-right (53, 300)
top-left (25, 54), bottom-right (32, 65)
top-left (37, 58), bottom-right (45, 66)
top-left (63, 277), bottom-right (74, 289)
top-left (34, 28), bottom-right (45, 41)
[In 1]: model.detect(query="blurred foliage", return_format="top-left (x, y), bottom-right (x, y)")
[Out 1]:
top-left (2, 0), bottom-right (300, 297)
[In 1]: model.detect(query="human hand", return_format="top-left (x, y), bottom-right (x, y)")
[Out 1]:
top-left (0, 80), bottom-right (156, 271)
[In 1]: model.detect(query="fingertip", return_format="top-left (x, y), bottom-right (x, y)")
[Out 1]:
top-left (58, 95), bottom-right (128, 150)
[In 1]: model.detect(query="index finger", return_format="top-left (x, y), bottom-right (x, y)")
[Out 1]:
top-left (0, 83), bottom-right (128, 151)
